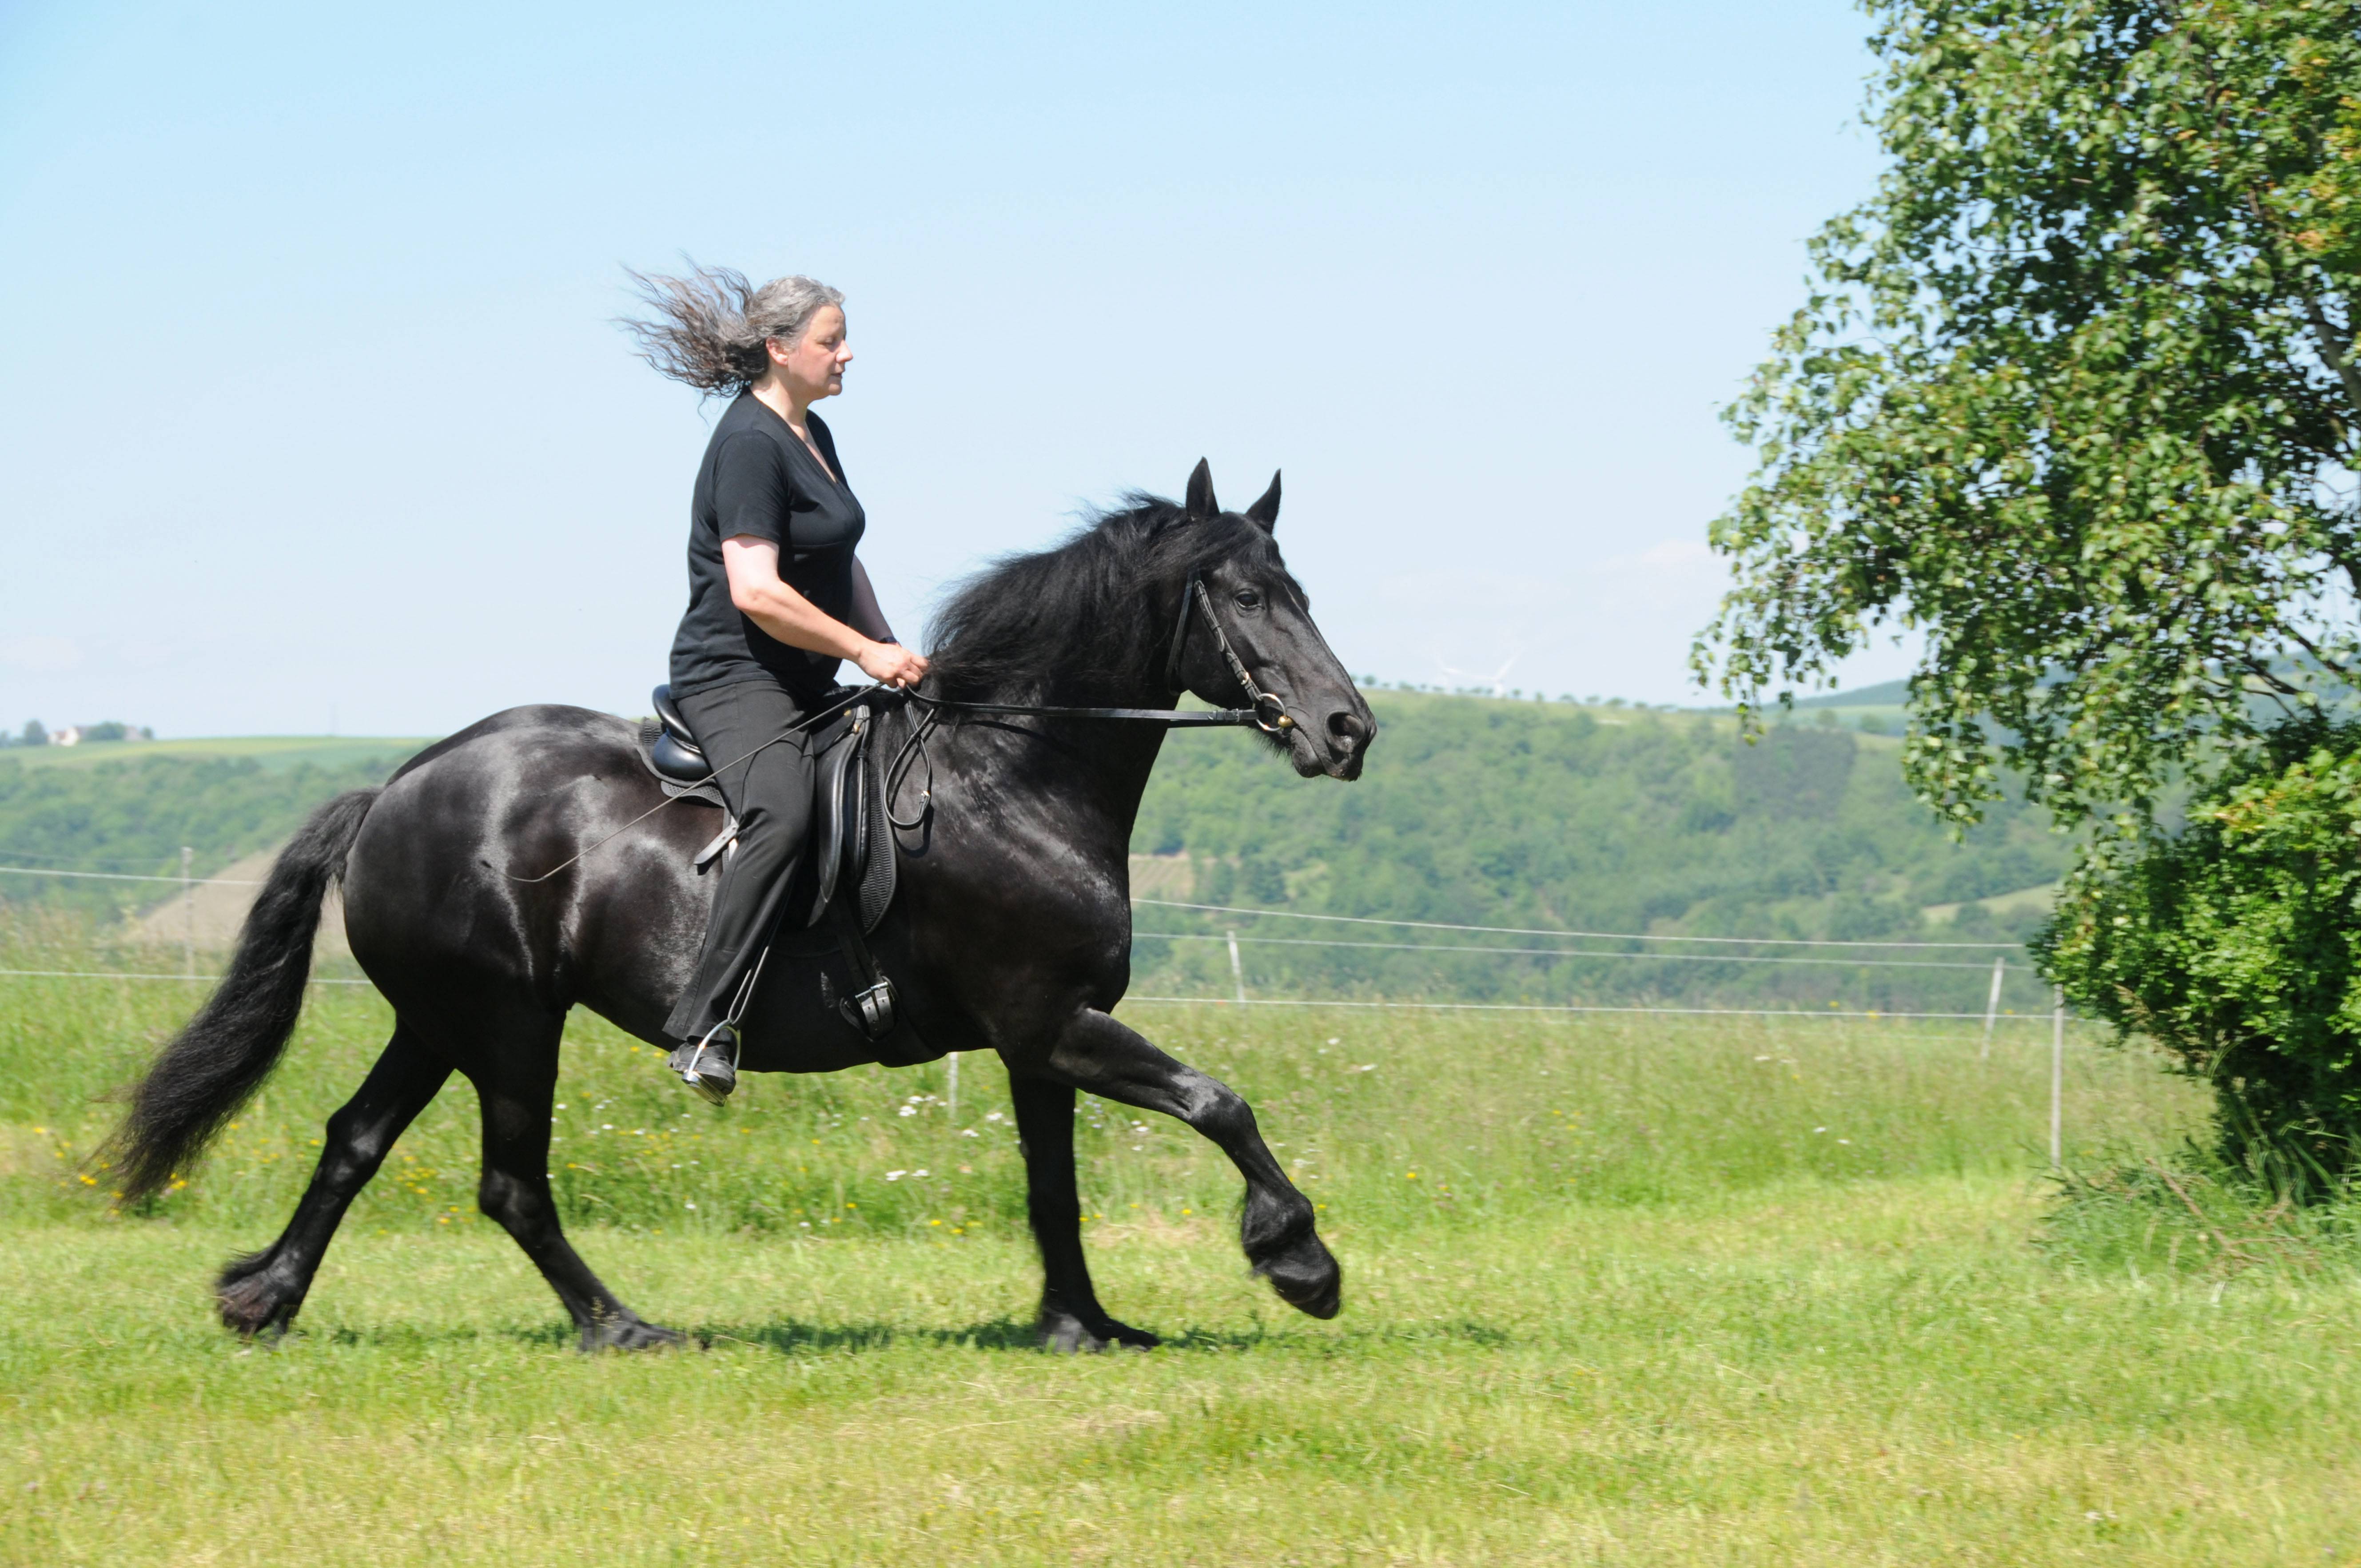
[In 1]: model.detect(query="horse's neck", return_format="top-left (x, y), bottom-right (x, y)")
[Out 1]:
top-left (924, 690), bottom-right (1172, 858)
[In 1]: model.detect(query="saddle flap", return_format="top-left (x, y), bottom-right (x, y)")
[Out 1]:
top-left (808, 704), bottom-right (870, 925)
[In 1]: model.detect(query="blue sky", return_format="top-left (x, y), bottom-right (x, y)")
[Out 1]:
top-left (0, 0), bottom-right (1900, 737)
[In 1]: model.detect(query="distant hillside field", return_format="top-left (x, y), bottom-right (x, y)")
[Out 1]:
top-left (0, 700), bottom-right (2063, 1009)
top-left (0, 739), bottom-right (422, 925)
top-left (1129, 691), bottom-right (2067, 1011)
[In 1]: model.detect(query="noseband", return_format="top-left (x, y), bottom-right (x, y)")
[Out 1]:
top-left (1163, 569), bottom-right (1295, 734)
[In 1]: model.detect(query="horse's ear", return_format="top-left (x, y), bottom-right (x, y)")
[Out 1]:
top-left (1184, 458), bottom-right (1218, 519)
top-left (1244, 470), bottom-right (1281, 532)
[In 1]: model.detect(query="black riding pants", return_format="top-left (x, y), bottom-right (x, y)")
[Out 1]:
top-left (661, 679), bottom-right (816, 1043)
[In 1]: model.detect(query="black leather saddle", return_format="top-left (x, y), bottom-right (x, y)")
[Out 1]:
top-left (637, 684), bottom-right (908, 1044)
top-left (634, 685), bottom-right (898, 936)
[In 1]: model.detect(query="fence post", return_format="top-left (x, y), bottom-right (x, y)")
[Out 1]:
top-left (181, 846), bottom-right (195, 976)
top-left (2050, 986), bottom-right (2065, 1166)
top-left (946, 1051), bottom-right (959, 1121)
top-left (1981, 955), bottom-right (2005, 1059)
top-left (1226, 930), bottom-right (1247, 1004)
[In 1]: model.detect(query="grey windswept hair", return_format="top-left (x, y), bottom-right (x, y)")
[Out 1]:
top-left (618, 264), bottom-right (845, 396)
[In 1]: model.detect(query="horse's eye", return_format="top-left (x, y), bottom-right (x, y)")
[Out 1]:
top-left (1234, 589), bottom-right (1263, 611)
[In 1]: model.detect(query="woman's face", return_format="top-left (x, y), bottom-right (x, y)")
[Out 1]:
top-left (768, 305), bottom-right (851, 404)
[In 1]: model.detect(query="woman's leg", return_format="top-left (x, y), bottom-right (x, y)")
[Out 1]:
top-left (660, 679), bottom-right (815, 1098)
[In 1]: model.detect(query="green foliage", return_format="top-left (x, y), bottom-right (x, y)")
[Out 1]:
top-left (0, 752), bottom-right (403, 920)
top-left (1134, 692), bottom-right (2066, 1009)
top-left (1702, 0), bottom-right (2361, 825)
top-left (2038, 716), bottom-right (2361, 1185)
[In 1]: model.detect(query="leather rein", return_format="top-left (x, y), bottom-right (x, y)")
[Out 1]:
top-left (881, 567), bottom-right (1293, 828)
top-left (505, 568), bottom-right (1286, 878)
top-left (912, 568), bottom-right (1292, 733)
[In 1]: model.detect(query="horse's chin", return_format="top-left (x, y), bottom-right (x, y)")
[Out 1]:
top-left (1285, 732), bottom-right (1362, 780)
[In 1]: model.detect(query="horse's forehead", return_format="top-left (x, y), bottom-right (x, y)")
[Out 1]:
top-left (1214, 527), bottom-right (1290, 578)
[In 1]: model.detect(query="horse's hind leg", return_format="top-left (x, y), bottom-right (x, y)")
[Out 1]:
top-left (1009, 1075), bottom-right (1160, 1352)
top-left (217, 1023), bottom-right (450, 1338)
top-left (462, 1023), bottom-right (683, 1352)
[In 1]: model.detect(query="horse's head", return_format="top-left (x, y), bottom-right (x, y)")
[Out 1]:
top-left (1166, 460), bottom-right (1376, 781)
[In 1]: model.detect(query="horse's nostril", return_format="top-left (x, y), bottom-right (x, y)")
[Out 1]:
top-left (1327, 711), bottom-right (1369, 749)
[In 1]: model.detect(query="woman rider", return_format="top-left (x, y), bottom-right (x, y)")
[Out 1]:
top-left (624, 266), bottom-right (928, 1102)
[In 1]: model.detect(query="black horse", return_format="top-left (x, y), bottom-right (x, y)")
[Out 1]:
top-left (111, 462), bottom-right (1376, 1351)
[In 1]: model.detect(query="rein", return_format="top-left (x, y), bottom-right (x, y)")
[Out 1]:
top-left (505, 567), bottom-right (1291, 875)
top-left (881, 567), bottom-right (1293, 828)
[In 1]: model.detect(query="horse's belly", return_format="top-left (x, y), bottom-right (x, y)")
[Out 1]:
top-left (734, 949), bottom-right (946, 1074)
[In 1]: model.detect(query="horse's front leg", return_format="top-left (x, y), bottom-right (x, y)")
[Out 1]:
top-left (1026, 1008), bottom-right (1341, 1321)
top-left (1008, 1075), bottom-right (1161, 1351)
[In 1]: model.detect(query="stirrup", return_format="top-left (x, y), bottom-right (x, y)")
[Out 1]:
top-left (673, 1024), bottom-right (737, 1104)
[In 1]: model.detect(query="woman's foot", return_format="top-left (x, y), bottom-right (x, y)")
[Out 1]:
top-left (668, 1025), bottom-right (738, 1104)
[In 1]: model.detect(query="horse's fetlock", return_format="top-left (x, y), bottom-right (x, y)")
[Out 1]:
top-left (1240, 1190), bottom-right (1315, 1258)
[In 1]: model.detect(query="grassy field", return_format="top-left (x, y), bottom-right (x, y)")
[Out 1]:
top-left (10, 924), bottom-right (2361, 1563)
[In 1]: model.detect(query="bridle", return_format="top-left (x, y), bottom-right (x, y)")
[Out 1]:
top-left (1161, 568), bottom-right (1296, 735)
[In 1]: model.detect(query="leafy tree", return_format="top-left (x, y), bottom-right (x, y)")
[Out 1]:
top-left (1700, 0), bottom-right (2361, 827)
top-left (2037, 716), bottom-right (2361, 1185)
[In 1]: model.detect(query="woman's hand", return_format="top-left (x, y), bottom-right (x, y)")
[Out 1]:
top-left (857, 640), bottom-right (930, 688)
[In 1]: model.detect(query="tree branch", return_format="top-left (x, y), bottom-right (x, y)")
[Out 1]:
top-left (2303, 295), bottom-right (2361, 422)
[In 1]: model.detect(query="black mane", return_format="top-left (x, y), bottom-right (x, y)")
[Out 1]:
top-left (925, 493), bottom-right (1286, 702)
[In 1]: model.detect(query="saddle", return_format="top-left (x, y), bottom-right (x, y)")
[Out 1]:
top-left (636, 685), bottom-right (905, 1040)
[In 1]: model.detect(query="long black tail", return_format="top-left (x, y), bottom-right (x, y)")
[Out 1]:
top-left (109, 789), bottom-right (380, 1203)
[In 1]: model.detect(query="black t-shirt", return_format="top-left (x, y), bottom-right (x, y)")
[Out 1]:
top-left (669, 393), bottom-right (867, 700)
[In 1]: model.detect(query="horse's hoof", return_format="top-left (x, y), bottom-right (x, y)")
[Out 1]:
top-left (216, 1261), bottom-right (303, 1339)
top-left (581, 1317), bottom-right (688, 1353)
top-left (1255, 1233), bottom-right (1343, 1320)
top-left (1037, 1306), bottom-right (1160, 1353)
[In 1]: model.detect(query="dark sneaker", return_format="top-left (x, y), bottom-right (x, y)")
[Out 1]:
top-left (668, 1025), bottom-right (738, 1105)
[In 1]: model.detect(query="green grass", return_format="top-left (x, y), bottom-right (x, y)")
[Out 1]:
top-left (16, 925), bottom-right (2361, 1563)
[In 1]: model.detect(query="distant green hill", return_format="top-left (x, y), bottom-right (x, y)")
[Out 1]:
top-left (1129, 692), bottom-right (2066, 1012)
top-left (0, 740), bottom-right (421, 922)
top-left (0, 702), bottom-right (2064, 1011)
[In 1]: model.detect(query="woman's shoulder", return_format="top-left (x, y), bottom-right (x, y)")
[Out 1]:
top-left (709, 403), bottom-right (791, 466)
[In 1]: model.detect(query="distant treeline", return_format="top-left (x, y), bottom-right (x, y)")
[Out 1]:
top-left (2, 720), bottom-right (153, 748)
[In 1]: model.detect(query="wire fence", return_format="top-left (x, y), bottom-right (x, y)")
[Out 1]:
top-left (1132, 897), bottom-right (2024, 950)
top-left (1124, 894), bottom-right (2045, 1021)
top-left (0, 865), bottom-right (2054, 1020)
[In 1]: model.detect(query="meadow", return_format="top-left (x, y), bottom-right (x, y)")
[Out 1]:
top-left (11, 919), bottom-right (2361, 1564)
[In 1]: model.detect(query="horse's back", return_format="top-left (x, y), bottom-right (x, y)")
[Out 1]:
top-left (344, 706), bottom-right (710, 1028)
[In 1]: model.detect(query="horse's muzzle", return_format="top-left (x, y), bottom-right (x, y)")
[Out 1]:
top-left (1320, 708), bottom-right (1374, 780)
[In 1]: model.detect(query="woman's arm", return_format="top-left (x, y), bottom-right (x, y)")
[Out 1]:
top-left (846, 557), bottom-right (896, 644)
top-left (722, 536), bottom-right (928, 686)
